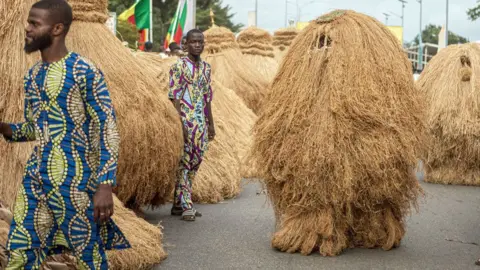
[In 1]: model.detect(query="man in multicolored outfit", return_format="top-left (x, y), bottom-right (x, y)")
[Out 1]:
top-left (0, 1), bottom-right (129, 268)
top-left (168, 29), bottom-right (216, 221)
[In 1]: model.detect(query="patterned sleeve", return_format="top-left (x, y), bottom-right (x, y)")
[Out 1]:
top-left (168, 62), bottom-right (184, 100)
top-left (84, 66), bottom-right (120, 187)
top-left (5, 72), bottom-right (36, 142)
top-left (204, 63), bottom-right (213, 103)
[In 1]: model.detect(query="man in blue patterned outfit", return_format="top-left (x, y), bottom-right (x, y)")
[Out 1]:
top-left (0, 1), bottom-right (130, 268)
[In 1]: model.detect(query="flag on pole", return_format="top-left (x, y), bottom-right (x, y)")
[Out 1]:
top-left (164, 0), bottom-right (195, 50)
top-left (118, 0), bottom-right (151, 50)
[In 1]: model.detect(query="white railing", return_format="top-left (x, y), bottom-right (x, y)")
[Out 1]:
top-left (404, 43), bottom-right (439, 71)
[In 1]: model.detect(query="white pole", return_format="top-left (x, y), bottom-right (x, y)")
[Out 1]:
top-left (255, 0), bottom-right (258, 26)
top-left (193, 0), bottom-right (197, 29)
top-left (401, 1), bottom-right (405, 45)
top-left (149, 0), bottom-right (153, 42)
top-left (415, 0), bottom-right (423, 70)
top-left (445, 0), bottom-right (449, 46)
top-left (285, 0), bottom-right (288, 27)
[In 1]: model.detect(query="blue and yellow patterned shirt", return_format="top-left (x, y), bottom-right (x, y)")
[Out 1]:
top-left (6, 52), bottom-right (120, 189)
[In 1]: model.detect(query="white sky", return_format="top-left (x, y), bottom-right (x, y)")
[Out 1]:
top-left (222, 0), bottom-right (480, 42)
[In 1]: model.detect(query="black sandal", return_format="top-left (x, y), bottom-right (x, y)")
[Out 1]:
top-left (475, 259), bottom-right (480, 266)
top-left (171, 206), bottom-right (183, 216)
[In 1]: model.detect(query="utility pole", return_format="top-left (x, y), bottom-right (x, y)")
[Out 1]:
top-left (445, 0), bottom-right (449, 46)
top-left (417, 0), bottom-right (423, 71)
top-left (383, 13), bottom-right (390, 25)
top-left (255, 0), bottom-right (258, 27)
top-left (398, 0), bottom-right (407, 44)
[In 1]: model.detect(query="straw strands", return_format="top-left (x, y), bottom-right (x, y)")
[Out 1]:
top-left (192, 80), bottom-right (256, 202)
top-left (0, 0), bottom-right (41, 210)
top-left (272, 27), bottom-right (299, 62)
top-left (67, 0), bottom-right (183, 209)
top-left (107, 196), bottom-right (167, 269)
top-left (237, 27), bottom-right (279, 81)
top-left (204, 26), bottom-right (269, 114)
top-left (247, 10), bottom-right (425, 256)
top-left (416, 43), bottom-right (480, 185)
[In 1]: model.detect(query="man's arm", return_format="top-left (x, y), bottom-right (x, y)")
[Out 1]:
top-left (205, 65), bottom-right (215, 140)
top-left (84, 66), bottom-right (118, 223)
top-left (1, 78), bottom-right (36, 142)
top-left (169, 63), bottom-right (188, 140)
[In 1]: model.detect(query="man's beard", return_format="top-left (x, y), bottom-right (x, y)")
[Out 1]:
top-left (24, 33), bottom-right (53, 54)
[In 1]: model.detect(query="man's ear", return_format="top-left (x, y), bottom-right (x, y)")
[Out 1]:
top-left (51, 23), bottom-right (65, 36)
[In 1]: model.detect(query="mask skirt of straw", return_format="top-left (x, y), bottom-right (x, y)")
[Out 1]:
top-left (247, 10), bottom-right (426, 256)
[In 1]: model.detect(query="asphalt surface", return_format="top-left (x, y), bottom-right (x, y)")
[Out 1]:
top-left (145, 166), bottom-right (480, 270)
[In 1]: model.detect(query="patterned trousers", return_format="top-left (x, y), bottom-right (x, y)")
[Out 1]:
top-left (174, 127), bottom-right (208, 211)
top-left (6, 247), bottom-right (108, 269)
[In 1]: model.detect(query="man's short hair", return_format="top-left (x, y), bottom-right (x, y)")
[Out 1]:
top-left (145, 41), bottom-right (153, 50)
top-left (186, 29), bottom-right (203, 41)
top-left (32, 0), bottom-right (73, 35)
top-left (169, 42), bottom-right (181, 52)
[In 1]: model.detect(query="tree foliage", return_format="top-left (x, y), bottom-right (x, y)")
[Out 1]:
top-left (412, 24), bottom-right (468, 46)
top-left (467, 0), bottom-right (480, 21)
top-left (109, 0), bottom-right (243, 51)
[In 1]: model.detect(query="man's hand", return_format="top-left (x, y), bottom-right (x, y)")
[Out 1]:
top-left (208, 125), bottom-right (216, 141)
top-left (182, 125), bottom-right (189, 142)
top-left (93, 184), bottom-right (114, 223)
top-left (0, 123), bottom-right (13, 139)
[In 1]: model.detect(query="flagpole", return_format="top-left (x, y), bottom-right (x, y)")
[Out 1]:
top-left (149, 0), bottom-right (153, 42)
top-left (193, 0), bottom-right (197, 29)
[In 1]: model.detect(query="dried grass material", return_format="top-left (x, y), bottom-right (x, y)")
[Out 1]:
top-left (69, 0), bottom-right (109, 23)
top-left (239, 42), bottom-right (274, 52)
top-left (237, 27), bottom-right (273, 46)
top-left (273, 28), bottom-right (298, 62)
top-left (0, 244), bottom-right (6, 270)
top-left (273, 28), bottom-right (299, 38)
top-left (0, 0), bottom-right (40, 210)
top-left (133, 52), bottom-right (178, 86)
top-left (107, 196), bottom-right (166, 269)
top-left (0, 0), bottom-right (23, 40)
top-left (67, 0), bottom-right (183, 209)
top-left (417, 43), bottom-right (480, 185)
top-left (237, 27), bottom-right (274, 58)
top-left (236, 27), bottom-right (278, 82)
top-left (192, 81), bottom-right (256, 202)
top-left (247, 10), bottom-right (425, 256)
top-left (204, 26), bottom-right (238, 54)
top-left (204, 27), bottom-right (268, 114)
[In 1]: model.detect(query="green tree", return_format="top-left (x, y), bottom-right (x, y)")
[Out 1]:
top-left (109, 0), bottom-right (243, 51)
top-left (115, 19), bottom-right (138, 48)
top-left (412, 24), bottom-right (468, 46)
top-left (467, 0), bottom-right (480, 21)
top-left (196, 0), bottom-right (243, 32)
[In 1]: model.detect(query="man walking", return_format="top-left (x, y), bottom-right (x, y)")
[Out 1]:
top-left (0, 1), bottom-right (130, 268)
top-left (169, 29), bottom-right (215, 221)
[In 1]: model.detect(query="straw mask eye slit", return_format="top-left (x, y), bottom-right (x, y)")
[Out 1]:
top-left (459, 55), bottom-right (472, 82)
top-left (318, 34), bottom-right (332, 49)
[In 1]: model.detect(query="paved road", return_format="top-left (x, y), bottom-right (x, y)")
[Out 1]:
top-left (145, 170), bottom-right (480, 270)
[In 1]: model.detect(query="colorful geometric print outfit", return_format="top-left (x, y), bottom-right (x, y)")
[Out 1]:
top-left (168, 57), bottom-right (213, 211)
top-left (4, 52), bottom-right (130, 269)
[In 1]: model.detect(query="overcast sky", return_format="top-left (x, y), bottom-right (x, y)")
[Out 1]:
top-left (222, 0), bottom-right (480, 42)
